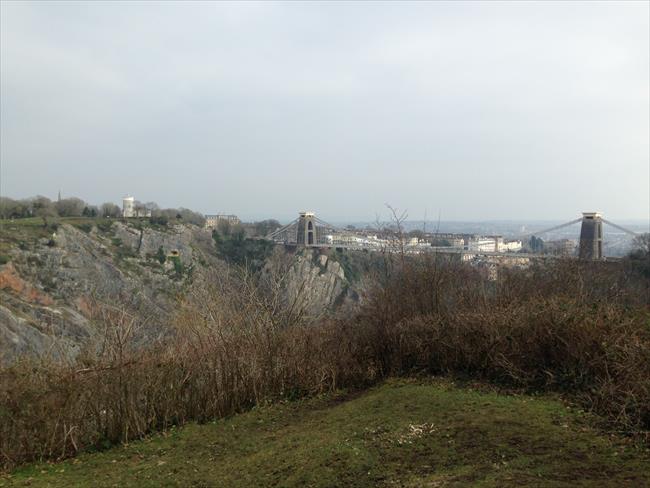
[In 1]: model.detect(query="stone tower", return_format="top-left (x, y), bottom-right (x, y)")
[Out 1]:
top-left (296, 211), bottom-right (316, 247)
top-left (122, 196), bottom-right (135, 218)
top-left (578, 212), bottom-right (603, 260)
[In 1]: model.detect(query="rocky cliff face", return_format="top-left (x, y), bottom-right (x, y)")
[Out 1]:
top-left (111, 222), bottom-right (198, 262)
top-left (0, 221), bottom-right (364, 364)
top-left (283, 251), bottom-right (350, 316)
top-left (0, 221), bottom-right (214, 364)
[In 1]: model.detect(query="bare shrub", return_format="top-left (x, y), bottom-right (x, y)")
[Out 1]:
top-left (353, 253), bottom-right (650, 432)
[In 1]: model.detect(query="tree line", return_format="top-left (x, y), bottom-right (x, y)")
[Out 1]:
top-left (0, 195), bottom-right (205, 226)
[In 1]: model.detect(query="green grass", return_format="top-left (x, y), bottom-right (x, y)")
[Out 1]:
top-left (0, 217), bottom-right (49, 226)
top-left (0, 218), bottom-right (116, 255)
top-left (0, 219), bottom-right (53, 257)
top-left (0, 217), bottom-right (111, 227)
top-left (3, 379), bottom-right (649, 487)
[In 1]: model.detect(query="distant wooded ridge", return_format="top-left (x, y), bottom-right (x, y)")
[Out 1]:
top-left (0, 195), bottom-right (205, 226)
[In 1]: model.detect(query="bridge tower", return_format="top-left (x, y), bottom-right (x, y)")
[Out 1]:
top-left (579, 212), bottom-right (603, 260)
top-left (297, 211), bottom-right (316, 247)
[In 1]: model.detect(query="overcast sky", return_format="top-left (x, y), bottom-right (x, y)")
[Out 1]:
top-left (1, 1), bottom-right (648, 222)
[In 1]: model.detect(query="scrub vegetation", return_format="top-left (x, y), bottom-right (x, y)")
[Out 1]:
top-left (1, 233), bottom-right (649, 485)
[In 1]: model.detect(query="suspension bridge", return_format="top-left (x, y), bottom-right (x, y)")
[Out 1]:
top-left (265, 211), bottom-right (639, 260)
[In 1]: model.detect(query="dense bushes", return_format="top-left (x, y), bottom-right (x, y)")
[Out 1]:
top-left (212, 227), bottom-right (275, 270)
top-left (1, 254), bottom-right (649, 471)
top-left (356, 257), bottom-right (649, 427)
top-left (361, 298), bottom-right (650, 427)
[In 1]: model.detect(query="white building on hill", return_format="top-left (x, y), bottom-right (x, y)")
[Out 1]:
top-left (122, 196), bottom-right (135, 218)
top-left (122, 196), bottom-right (152, 218)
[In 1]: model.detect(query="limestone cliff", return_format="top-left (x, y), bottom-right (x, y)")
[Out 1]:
top-left (0, 220), bottom-right (213, 364)
top-left (283, 250), bottom-right (350, 316)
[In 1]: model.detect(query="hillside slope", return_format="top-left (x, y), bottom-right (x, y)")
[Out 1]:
top-left (0, 219), bottom-right (359, 364)
top-left (4, 379), bottom-right (649, 487)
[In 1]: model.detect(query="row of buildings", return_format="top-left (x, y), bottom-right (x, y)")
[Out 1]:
top-left (425, 233), bottom-right (523, 253)
top-left (204, 214), bottom-right (240, 229)
top-left (467, 236), bottom-right (523, 253)
top-left (320, 232), bottom-right (523, 254)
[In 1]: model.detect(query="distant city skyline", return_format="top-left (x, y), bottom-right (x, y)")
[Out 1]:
top-left (1, 1), bottom-right (649, 222)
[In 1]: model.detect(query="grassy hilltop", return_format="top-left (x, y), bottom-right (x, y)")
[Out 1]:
top-left (4, 379), bottom-right (649, 487)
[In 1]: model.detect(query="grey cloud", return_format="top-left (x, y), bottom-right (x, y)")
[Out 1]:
top-left (1, 1), bottom-right (648, 222)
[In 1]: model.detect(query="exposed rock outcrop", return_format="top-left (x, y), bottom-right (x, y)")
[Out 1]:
top-left (112, 222), bottom-right (198, 262)
top-left (0, 221), bottom-right (211, 364)
top-left (284, 251), bottom-right (349, 315)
